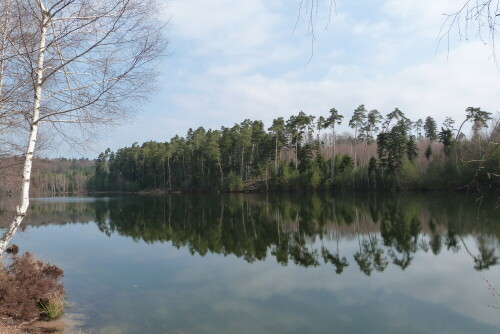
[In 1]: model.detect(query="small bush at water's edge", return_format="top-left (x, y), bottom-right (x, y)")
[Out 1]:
top-left (0, 252), bottom-right (65, 321)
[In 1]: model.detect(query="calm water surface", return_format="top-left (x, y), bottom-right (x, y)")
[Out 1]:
top-left (1, 193), bottom-right (500, 334)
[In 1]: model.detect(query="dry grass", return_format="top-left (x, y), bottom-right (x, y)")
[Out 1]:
top-left (38, 293), bottom-right (66, 320)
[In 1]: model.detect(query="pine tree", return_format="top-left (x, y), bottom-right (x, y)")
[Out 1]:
top-left (456, 107), bottom-right (492, 140)
top-left (324, 108), bottom-right (343, 183)
top-left (438, 128), bottom-right (454, 155)
top-left (406, 135), bottom-right (418, 162)
top-left (424, 117), bottom-right (438, 141)
top-left (268, 118), bottom-right (286, 172)
top-left (349, 105), bottom-right (367, 167)
top-left (362, 109), bottom-right (382, 142)
top-left (414, 119), bottom-right (424, 139)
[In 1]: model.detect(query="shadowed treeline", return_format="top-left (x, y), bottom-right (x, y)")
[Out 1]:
top-left (1, 193), bottom-right (498, 274)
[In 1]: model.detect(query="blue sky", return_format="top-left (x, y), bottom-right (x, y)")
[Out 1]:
top-left (77, 0), bottom-right (500, 158)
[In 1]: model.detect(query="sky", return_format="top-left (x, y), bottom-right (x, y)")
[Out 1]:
top-left (78, 0), bottom-right (500, 158)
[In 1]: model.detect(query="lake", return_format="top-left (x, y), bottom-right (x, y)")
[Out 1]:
top-left (2, 192), bottom-right (500, 333)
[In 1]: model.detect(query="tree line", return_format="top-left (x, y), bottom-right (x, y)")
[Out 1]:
top-left (0, 158), bottom-right (93, 195)
top-left (92, 106), bottom-right (499, 193)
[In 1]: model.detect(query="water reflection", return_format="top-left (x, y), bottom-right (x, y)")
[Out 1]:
top-left (2, 193), bottom-right (500, 333)
top-left (13, 193), bottom-right (500, 273)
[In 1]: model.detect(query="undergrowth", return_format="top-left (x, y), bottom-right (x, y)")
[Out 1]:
top-left (0, 252), bottom-right (65, 321)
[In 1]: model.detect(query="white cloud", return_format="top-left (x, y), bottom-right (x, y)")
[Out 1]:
top-left (166, 41), bottom-right (499, 135)
top-left (168, 0), bottom-right (286, 57)
top-left (90, 0), bottom-right (500, 156)
top-left (352, 20), bottom-right (391, 37)
top-left (381, 0), bottom-right (461, 37)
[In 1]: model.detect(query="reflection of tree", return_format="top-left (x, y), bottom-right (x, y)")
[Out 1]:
top-left (428, 219), bottom-right (442, 255)
top-left (354, 244), bottom-right (372, 275)
top-left (370, 237), bottom-right (389, 272)
top-left (460, 235), bottom-right (499, 271)
top-left (380, 211), bottom-right (420, 270)
top-left (418, 236), bottom-right (429, 253)
top-left (290, 244), bottom-right (320, 267)
top-left (321, 202), bottom-right (349, 274)
top-left (322, 247), bottom-right (348, 274)
top-left (65, 193), bottom-right (499, 272)
top-left (353, 205), bottom-right (388, 276)
top-left (444, 229), bottom-right (460, 253)
top-left (354, 207), bottom-right (372, 275)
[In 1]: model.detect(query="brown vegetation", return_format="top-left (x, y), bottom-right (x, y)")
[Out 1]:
top-left (0, 158), bottom-right (93, 196)
top-left (0, 253), bottom-right (65, 321)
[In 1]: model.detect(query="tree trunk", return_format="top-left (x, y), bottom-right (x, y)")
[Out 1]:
top-left (0, 9), bottom-right (8, 102)
top-left (295, 133), bottom-right (299, 169)
top-left (331, 127), bottom-right (335, 183)
top-left (0, 8), bottom-right (48, 254)
top-left (218, 159), bottom-right (224, 183)
top-left (162, 158), bottom-right (166, 190)
top-left (240, 147), bottom-right (244, 179)
top-left (265, 166), bottom-right (269, 190)
top-left (354, 128), bottom-right (358, 168)
top-left (275, 136), bottom-right (278, 172)
top-left (182, 154), bottom-right (187, 183)
top-left (167, 156), bottom-right (172, 191)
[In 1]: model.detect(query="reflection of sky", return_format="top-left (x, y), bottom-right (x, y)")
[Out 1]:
top-left (11, 220), bottom-right (500, 334)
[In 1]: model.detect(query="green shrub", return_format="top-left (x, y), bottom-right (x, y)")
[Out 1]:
top-left (300, 164), bottom-right (321, 189)
top-left (224, 171), bottom-right (244, 191)
top-left (398, 158), bottom-right (419, 189)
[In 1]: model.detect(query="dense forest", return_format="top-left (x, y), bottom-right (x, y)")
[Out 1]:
top-left (93, 106), bottom-right (499, 193)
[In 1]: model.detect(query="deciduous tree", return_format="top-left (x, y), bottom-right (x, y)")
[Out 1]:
top-left (0, 0), bottom-right (167, 253)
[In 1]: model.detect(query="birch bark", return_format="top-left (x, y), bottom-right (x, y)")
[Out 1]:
top-left (0, 2), bottom-right (48, 254)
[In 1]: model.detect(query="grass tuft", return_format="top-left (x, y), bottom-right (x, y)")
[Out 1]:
top-left (38, 293), bottom-right (66, 320)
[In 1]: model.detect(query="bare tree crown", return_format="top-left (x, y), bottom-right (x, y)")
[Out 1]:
top-left (1, 0), bottom-right (166, 144)
top-left (0, 0), bottom-right (166, 254)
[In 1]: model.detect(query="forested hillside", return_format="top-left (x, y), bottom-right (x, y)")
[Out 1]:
top-left (0, 158), bottom-right (93, 195)
top-left (92, 106), bottom-right (498, 193)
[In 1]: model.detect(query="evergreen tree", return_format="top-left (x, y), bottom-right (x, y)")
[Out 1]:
top-left (438, 128), bottom-right (454, 155)
top-left (324, 108), bottom-right (343, 183)
top-left (456, 107), bottom-right (492, 140)
top-left (443, 117), bottom-right (456, 131)
top-left (414, 119), bottom-right (424, 139)
top-left (316, 116), bottom-right (326, 143)
top-left (349, 105), bottom-right (367, 167)
top-left (268, 118), bottom-right (286, 172)
top-left (424, 116), bottom-right (438, 141)
top-left (383, 107), bottom-right (408, 131)
top-left (362, 109), bottom-right (383, 142)
top-left (286, 111), bottom-right (315, 169)
top-left (386, 120), bottom-right (410, 172)
top-left (377, 132), bottom-right (389, 169)
top-left (406, 135), bottom-right (418, 162)
top-left (93, 107), bottom-right (498, 193)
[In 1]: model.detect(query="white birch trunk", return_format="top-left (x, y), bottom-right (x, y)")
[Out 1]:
top-left (0, 5), bottom-right (9, 104)
top-left (0, 4), bottom-right (48, 254)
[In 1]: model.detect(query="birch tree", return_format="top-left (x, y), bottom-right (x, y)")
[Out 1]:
top-left (0, 0), bottom-right (166, 253)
